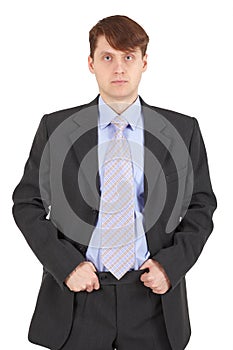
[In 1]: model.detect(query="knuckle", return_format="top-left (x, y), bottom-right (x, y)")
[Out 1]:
top-left (75, 285), bottom-right (84, 291)
top-left (93, 277), bottom-right (99, 284)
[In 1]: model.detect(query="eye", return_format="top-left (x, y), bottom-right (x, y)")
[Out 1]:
top-left (104, 55), bottom-right (112, 61)
top-left (125, 55), bottom-right (133, 61)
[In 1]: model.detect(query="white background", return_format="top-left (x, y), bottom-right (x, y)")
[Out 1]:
top-left (1, 0), bottom-right (232, 349)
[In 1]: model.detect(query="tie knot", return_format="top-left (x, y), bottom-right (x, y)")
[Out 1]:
top-left (111, 115), bottom-right (128, 137)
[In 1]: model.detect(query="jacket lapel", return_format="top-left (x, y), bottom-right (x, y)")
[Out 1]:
top-left (68, 97), bottom-right (100, 209)
top-left (141, 98), bottom-right (172, 206)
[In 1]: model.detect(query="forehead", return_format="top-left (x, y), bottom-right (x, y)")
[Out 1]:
top-left (95, 35), bottom-right (141, 55)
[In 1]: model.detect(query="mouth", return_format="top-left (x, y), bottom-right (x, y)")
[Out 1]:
top-left (111, 80), bottom-right (128, 85)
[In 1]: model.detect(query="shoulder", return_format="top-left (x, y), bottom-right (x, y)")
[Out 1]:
top-left (42, 97), bottom-right (99, 130)
top-left (142, 99), bottom-right (193, 124)
top-left (141, 98), bottom-right (196, 139)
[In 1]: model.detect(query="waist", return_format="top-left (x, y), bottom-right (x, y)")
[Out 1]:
top-left (95, 268), bottom-right (149, 285)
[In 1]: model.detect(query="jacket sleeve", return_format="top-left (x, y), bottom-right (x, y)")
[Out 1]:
top-left (12, 115), bottom-right (85, 290)
top-left (152, 117), bottom-right (217, 290)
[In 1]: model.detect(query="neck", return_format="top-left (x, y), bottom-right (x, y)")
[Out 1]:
top-left (100, 94), bottom-right (138, 114)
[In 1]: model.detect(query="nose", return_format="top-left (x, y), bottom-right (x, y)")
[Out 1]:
top-left (113, 58), bottom-right (126, 75)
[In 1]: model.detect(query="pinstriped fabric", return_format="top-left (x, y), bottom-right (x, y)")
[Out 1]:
top-left (100, 115), bottom-right (135, 279)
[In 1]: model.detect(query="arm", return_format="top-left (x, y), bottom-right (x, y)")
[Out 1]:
top-left (151, 117), bottom-right (217, 290)
top-left (12, 115), bottom-right (85, 290)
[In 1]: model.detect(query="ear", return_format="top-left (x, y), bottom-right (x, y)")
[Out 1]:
top-left (88, 55), bottom-right (95, 74)
top-left (142, 54), bottom-right (148, 72)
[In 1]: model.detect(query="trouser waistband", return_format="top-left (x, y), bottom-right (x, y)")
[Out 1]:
top-left (95, 268), bottom-right (149, 285)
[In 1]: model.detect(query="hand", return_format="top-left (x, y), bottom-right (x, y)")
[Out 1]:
top-left (64, 261), bottom-right (100, 292)
top-left (139, 259), bottom-right (171, 294)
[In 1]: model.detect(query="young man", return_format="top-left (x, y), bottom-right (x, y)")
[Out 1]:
top-left (12, 15), bottom-right (217, 350)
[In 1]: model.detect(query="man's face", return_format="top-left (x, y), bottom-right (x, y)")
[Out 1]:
top-left (88, 35), bottom-right (147, 103)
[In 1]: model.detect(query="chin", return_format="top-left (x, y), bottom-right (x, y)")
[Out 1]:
top-left (111, 90), bottom-right (133, 100)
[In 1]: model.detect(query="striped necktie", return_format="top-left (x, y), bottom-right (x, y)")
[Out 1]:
top-left (100, 115), bottom-right (135, 279)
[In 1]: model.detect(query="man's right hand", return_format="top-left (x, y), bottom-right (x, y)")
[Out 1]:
top-left (64, 261), bottom-right (100, 292)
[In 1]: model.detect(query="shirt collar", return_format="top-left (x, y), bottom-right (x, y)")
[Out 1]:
top-left (98, 95), bottom-right (141, 131)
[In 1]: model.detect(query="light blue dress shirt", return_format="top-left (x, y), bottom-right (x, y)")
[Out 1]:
top-left (86, 96), bottom-right (150, 271)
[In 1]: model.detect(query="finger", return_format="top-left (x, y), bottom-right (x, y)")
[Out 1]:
top-left (140, 272), bottom-right (151, 282)
top-left (66, 283), bottom-right (72, 291)
top-left (79, 284), bottom-right (87, 291)
top-left (139, 263), bottom-right (147, 270)
top-left (152, 286), bottom-right (168, 294)
top-left (93, 279), bottom-right (100, 290)
top-left (152, 288), bottom-right (164, 294)
top-left (87, 261), bottom-right (97, 272)
top-left (151, 287), bottom-right (162, 294)
top-left (143, 281), bottom-right (154, 288)
top-left (85, 276), bottom-right (100, 292)
top-left (139, 259), bottom-right (153, 269)
top-left (141, 275), bottom-right (154, 284)
top-left (91, 273), bottom-right (100, 289)
top-left (86, 279), bottom-right (96, 291)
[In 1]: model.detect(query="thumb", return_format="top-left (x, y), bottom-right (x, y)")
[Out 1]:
top-left (139, 259), bottom-right (151, 270)
top-left (85, 261), bottom-right (97, 272)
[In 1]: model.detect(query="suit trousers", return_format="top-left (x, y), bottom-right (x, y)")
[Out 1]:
top-left (59, 269), bottom-right (172, 350)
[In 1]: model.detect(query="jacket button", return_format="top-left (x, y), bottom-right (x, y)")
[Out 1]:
top-left (100, 275), bottom-right (107, 280)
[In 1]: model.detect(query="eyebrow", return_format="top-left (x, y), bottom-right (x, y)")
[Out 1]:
top-left (99, 50), bottom-right (137, 56)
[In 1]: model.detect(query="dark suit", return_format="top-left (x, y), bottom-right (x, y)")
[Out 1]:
top-left (12, 96), bottom-right (217, 350)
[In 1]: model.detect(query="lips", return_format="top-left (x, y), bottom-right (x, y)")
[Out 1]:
top-left (111, 80), bottom-right (128, 85)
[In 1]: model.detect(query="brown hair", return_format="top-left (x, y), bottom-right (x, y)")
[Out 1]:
top-left (89, 15), bottom-right (149, 58)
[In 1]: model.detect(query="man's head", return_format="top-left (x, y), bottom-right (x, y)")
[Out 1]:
top-left (88, 15), bottom-right (149, 108)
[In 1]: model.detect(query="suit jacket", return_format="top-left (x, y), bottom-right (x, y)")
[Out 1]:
top-left (12, 96), bottom-right (217, 350)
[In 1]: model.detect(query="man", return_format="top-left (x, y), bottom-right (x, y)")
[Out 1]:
top-left (12, 15), bottom-right (217, 350)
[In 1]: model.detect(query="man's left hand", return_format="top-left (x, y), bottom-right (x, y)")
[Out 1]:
top-left (139, 259), bottom-right (171, 294)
